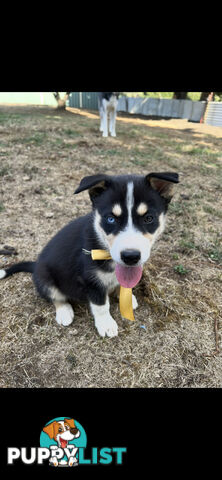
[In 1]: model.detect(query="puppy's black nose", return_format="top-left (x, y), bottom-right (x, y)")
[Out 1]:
top-left (121, 250), bottom-right (141, 265)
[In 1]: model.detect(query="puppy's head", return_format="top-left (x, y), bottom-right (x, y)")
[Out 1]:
top-left (74, 172), bottom-right (179, 273)
top-left (43, 418), bottom-right (80, 447)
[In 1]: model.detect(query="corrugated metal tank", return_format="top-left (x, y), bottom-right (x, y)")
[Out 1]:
top-left (204, 102), bottom-right (222, 127)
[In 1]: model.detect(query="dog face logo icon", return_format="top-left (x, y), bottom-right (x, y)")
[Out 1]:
top-left (40, 417), bottom-right (87, 467)
top-left (43, 418), bottom-right (80, 449)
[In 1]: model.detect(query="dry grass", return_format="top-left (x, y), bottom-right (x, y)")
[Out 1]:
top-left (0, 104), bottom-right (222, 388)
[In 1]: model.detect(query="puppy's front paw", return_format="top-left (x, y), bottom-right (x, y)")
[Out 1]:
top-left (69, 458), bottom-right (78, 466)
top-left (55, 303), bottom-right (74, 326)
top-left (95, 314), bottom-right (118, 338)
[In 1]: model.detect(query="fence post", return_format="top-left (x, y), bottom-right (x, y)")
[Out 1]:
top-left (79, 92), bottom-right (82, 109)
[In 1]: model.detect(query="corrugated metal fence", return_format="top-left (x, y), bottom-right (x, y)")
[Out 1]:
top-left (118, 97), bottom-right (206, 122)
top-left (68, 93), bottom-right (207, 122)
top-left (68, 92), bottom-right (99, 110)
top-left (204, 102), bottom-right (222, 127)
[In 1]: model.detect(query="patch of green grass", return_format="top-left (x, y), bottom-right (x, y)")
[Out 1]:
top-left (174, 264), bottom-right (189, 275)
top-left (130, 158), bottom-right (148, 166)
top-left (78, 121), bottom-right (91, 127)
top-left (208, 249), bottom-right (222, 263)
top-left (128, 128), bottom-right (141, 137)
top-left (174, 144), bottom-right (220, 159)
top-left (106, 149), bottom-right (120, 156)
top-left (169, 201), bottom-right (184, 216)
top-left (179, 240), bottom-right (197, 252)
top-left (48, 137), bottom-right (77, 150)
top-left (63, 129), bottom-right (81, 137)
top-left (0, 203), bottom-right (5, 212)
top-left (193, 148), bottom-right (219, 159)
top-left (17, 132), bottom-right (47, 145)
top-left (203, 205), bottom-right (222, 219)
top-left (205, 236), bottom-right (222, 264)
top-left (187, 147), bottom-right (210, 156)
top-left (151, 132), bottom-right (169, 139)
top-left (94, 148), bottom-right (123, 157)
top-left (23, 165), bottom-right (39, 175)
top-left (0, 113), bottom-right (26, 124)
top-left (129, 147), bottom-right (165, 165)
top-left (52, 137), bottom-right (64, 145)
top-left (0, 166), bottom-right (10, 176)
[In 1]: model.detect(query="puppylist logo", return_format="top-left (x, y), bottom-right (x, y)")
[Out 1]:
top-left (7, 417), bottom-right (127, 467)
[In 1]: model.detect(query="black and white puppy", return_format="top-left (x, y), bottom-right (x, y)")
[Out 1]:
top-left (98, 92), bottom-right (119, 137)
top-left (0, 172), bottom-right (179, 338)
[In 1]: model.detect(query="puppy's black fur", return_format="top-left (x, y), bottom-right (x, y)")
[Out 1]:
top-left (33, 213), bottom-right (113, 306)
top-left (98, 92), bottom-right (119, 102)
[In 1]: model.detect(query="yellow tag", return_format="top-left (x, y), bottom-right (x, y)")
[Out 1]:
top-left (119, 286), bottom-right (135, 321)
top-left (91, 249), bottom-right (112, 261)
top-left (90, 249), bottom-right (135, 321)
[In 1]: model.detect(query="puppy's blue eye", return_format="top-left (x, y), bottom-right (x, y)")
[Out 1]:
top-left (106, 215), bottom-right (116, 224)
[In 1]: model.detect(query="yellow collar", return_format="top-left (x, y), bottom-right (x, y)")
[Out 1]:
top-left (90, 249), bottom-right (135, 321)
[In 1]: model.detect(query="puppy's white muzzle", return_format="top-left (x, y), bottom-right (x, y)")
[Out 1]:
top-left (110, 231), bottom-right (151, 266)
top-left (60, 430), bottom-right (80, 441)
top-left (61, 431), bottom-right (75, 441)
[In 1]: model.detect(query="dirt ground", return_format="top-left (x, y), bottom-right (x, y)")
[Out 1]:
top-left (0, 104), bottom-right (222, 388)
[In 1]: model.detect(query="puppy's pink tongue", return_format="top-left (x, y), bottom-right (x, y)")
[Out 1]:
top-left (115, 264), bottom-right (143, 288)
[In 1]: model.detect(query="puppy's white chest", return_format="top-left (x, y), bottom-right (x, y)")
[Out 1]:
top-left (96, 269), bottom-right (119, 292)
top-left (107, 97), bottom-right (117, 111)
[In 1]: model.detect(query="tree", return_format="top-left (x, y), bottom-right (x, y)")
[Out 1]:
top-left (199, 92), bottom-right (215, 101)
top-left (173, 92), bottom-right (188, 100)
top-left (53, 92), bottom-right (70, 109)
top-left (200, 92), bottom-right (222, 101)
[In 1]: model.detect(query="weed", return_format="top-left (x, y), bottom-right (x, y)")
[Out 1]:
top-left (63, 129), bottom-right (81, 137)
top-left (203, 206), bottom-right (222, 219)
top-left (208, 250), bottom-right (222, 263)
top-left (174, 264), bottom-right (189, 275)
top-left (106, 149), bottom-right (120, 156)
top-left (0, 166), bottom-right (10, 176)
top-left (179, 240), bottom-right (197, 251)
top-left (17, 133), bottom-right (47, 145)
top-left (0, 113), bottom-right (25, 124)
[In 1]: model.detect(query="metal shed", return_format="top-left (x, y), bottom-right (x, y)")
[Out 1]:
top-left (204, 102), bottom-right (222, 127)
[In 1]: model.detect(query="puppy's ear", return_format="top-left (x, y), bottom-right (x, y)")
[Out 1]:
top-left (146, 172), bottom-right (179, 201)
top-left (64, 418), bottom-right (76, 429)
top-left (74, 174), bottom-right (111, 201)
top-left (43, 421), bottom-right (56, 439)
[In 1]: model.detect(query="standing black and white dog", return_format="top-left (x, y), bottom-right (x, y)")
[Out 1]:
top-left (0, 172), bottom-right (179, 337)
top-left (98, 92), bottom-right (119, 137)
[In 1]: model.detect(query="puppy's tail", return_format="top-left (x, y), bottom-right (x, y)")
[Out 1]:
top-left (0, 261), bottom-right (35, 280)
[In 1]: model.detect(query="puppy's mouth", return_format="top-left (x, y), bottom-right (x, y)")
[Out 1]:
top-left (115, 264), bottom-right (143, 288)
top-left (60, 438), bottom-right (68, 449)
